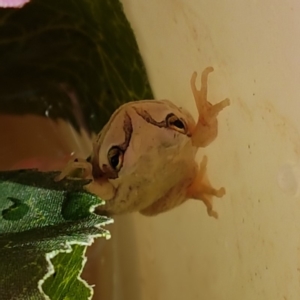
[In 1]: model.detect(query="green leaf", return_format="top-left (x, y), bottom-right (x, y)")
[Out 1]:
top-left (0, 0), bottom-right (153, 133)
top-left (43, 245), bottom-right (92, 300)
top-left (0, 169), bottom-right (112, 300)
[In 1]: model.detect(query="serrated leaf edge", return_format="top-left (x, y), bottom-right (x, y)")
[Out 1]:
top-left (37, 215), bottom-right (113, 300)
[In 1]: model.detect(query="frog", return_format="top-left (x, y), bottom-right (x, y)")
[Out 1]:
top-left (56, 67), bottom-right (230, 218)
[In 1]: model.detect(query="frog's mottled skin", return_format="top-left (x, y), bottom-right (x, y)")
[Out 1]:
top-left (57, 67), bottom-right (230, 218)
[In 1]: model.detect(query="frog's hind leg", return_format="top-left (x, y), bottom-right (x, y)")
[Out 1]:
top-left (54, 158), bottom-right (93, 182)
top-left (186, 156), bottom-right (225, 219)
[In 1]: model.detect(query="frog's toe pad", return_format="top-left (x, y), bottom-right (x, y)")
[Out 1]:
top-left (208, 209), bottom-right (219, 219)
top-left (215, 187), bottom-right (226, 197)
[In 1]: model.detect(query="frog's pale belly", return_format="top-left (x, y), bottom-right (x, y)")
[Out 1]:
top-left (101, 139), bottom-right (198, 214)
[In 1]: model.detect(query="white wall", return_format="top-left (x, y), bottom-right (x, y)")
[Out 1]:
top-left (112, 1), bottom-right (300, 299)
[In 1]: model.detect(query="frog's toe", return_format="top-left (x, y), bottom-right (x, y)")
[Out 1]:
top-left (208, 208), bottom-right (219, 219)
top-left (215, 187), bottom-right (226, 197)
top-left (54, 158), bottom-right (93, 181)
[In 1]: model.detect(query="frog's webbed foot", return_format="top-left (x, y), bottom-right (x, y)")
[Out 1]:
top-left (186, 156), bottom-right (225, 219)
top-left (54, 157), bottom-right (93, 182)
top-left (190, 67), bottom-right (230, 148)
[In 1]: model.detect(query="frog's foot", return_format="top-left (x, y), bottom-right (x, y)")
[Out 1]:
top-left (54, 157), bottom-right (93, 182)
top-left (190, 67), bottom-right (230, 148)
top-left (186, 156), bottom-right (225, 219)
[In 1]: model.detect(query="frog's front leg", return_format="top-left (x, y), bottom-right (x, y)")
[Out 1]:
top-left (186, 156), bottom-right (225, 219)
top-left (55, 156), bottom-right (116, 201)
top-left (191, 67), bottom-right (230, 147)
top-left (54, 157), bottom-right (93, 182)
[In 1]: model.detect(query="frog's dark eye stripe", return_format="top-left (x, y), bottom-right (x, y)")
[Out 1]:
top-left (133, 107), bottom-right (188, 135)
top-left (118, 112), bottom-right (133, 152)
top-left (133, 107), bottom-right (167, 128)
top-left (104, 112), bottom-right (133, 178)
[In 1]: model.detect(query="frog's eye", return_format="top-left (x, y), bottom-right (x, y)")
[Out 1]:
top-left (107, 146), bottom-right (124, 171)
top-left (166, 114), bottom-right (187, 134)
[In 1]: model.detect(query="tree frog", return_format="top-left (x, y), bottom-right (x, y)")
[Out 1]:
top-left (56, 67), bottom-right (230, 218)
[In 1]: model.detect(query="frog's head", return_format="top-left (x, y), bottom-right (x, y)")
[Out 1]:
top-left (91, 100), bottom-right (197, 180)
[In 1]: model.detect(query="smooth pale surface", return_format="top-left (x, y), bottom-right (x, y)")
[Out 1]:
top-left (113, 1), bottom-right (300, 299)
